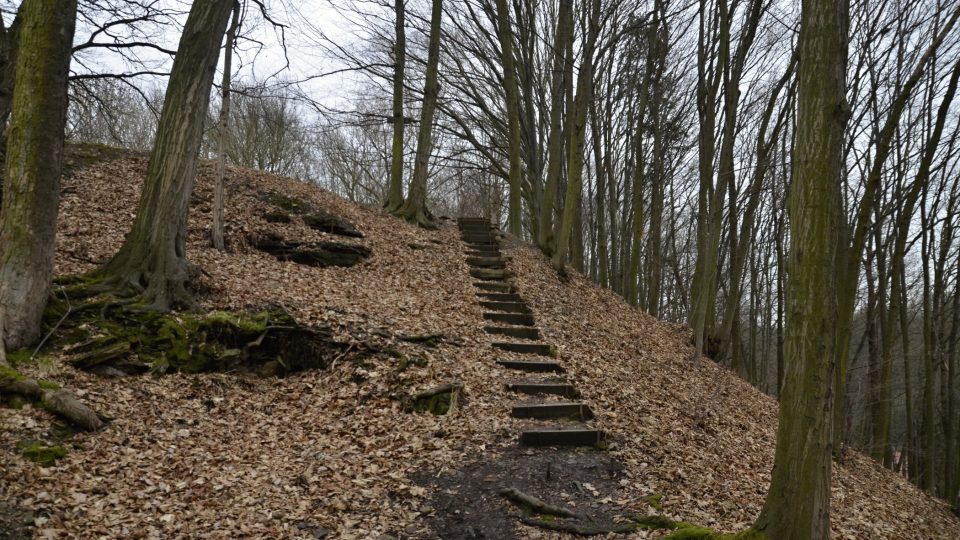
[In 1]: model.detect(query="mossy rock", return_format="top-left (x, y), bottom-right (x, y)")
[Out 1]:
top-left (302, 211), bottom-right (363, 238)
top-left (50, 305), bottom-right (354, 377)
top-left (16, 440), bottom-right (67, 467)
top-left (413, 392), bottom-right (452, 415)
top-left (250, 232), bottom-right (371, 268)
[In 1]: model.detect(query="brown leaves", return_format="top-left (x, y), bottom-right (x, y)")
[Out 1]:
top-left (1, 155), bottom-right (956, 538)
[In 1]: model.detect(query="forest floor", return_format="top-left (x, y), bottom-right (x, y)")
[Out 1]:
top-left (1, 146), bottom-right (959, 539)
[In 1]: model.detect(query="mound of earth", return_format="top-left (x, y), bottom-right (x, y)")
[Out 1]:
top-left (0, 146), bottom-right (957, 538)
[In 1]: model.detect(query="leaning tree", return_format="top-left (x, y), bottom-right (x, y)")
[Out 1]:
top-left (93, 0), bottom-right (236, 310)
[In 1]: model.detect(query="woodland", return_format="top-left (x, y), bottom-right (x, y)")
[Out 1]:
top-left (1, 0), bottom-right (960, 538)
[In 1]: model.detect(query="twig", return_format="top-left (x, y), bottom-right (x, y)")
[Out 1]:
top-left (33, 286), bottom-right (72, 359)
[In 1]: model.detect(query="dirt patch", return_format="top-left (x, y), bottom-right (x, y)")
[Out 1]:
top-left (0, 499), bottom-right (32, 540)
top-left (415, 447), bottom-right (634, 538)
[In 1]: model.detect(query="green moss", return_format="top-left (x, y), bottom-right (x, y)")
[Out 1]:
top-left (6, 395), bottom-right (30, 409)
top-left (0, 364), bottom-right (25, 386)
top-left (16, 441), bottom-right (67, 467)
top-left (645, 493), bottom-right (665, 511)
top-left (664, 526), bottom-right (717, 540)
top-left (633, 514), bottom-right (676, 530)
top-left (5, 348), bottom-right (34, 366)
top-left (413, 392), bottom-right (451, 415)
top-left (37, 379), bottom-right (60, 390)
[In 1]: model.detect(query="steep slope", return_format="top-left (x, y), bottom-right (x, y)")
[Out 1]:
top-left (0, 150), bottom-right (957, 538)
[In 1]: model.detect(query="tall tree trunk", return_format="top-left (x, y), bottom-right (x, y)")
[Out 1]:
top-left (832, 2), bottom-right (960, 461)
top-left (494, 0), bottom-right (523, 236)
top-left (536, 0), bottom-right (572, 254)
top-left (551, 0), bottom-right (600, 272)
top-left (0, 11), bottom-right (21, 171)
top-left (211, 1), bottom-right (241, 251)
top-left (753, 0), bottom-right (848, 536)
top-left (385, 0), bottom-right (407, 213)
top-left (95, 0), bottom-right (235, 310)
top-left (398, 0), bottom-right (442, 228)
top-left (689, 0), bottom-right (724, 361)
top-left (0, 0), bottom-right (76, 355)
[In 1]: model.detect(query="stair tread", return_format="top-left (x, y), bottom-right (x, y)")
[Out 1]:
top-left (519, 426), bottom-right (605, 447)
top-left (497, 359), bottom-right (564, 372)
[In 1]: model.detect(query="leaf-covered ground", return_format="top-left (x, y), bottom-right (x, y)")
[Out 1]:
top-left (1, 150), bottom-right (958, 538)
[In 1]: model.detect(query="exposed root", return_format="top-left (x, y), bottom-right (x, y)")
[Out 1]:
top-left (498, 487), bottom-right (581, 519)
top-left (0, 365), bottom-right (105, 431)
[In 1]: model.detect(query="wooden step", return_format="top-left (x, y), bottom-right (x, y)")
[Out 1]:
top-left (466, 250), bottom-right (502, 258)
top-left (471, 268), bottom-right (511, 281)
top-left (496, 359), bottom-right (564, 373)
top-left (475, 281), bottom-right (514, 293)
top-left (479, 301), bottom-right (530, 314)
top-left (506, 381), bottom-right (579, 398)
top-left (512, 402), bottom-right (594, 421)
top-left (493, 342), bottom-right (552, 355)
top-left (460, 225), bottom-right (494, 233)
top-left (520, 427), bottom-right (604, 447)
top-left (484, 326), bottom-right (540, 340)
top-left (462, 235), bottom-right (498, 244)
top-left (458, 217), bottom-right (490, 225)
top-left (477, 292), bottom-right (522, 302)
top-left (483, 312), bottom-right (534, 326)
top-left (466, 256), bottom-right (506, 268)
top-left (465, 245), bottom-right (500, 255)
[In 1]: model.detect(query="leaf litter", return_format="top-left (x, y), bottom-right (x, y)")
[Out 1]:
top-left (0, 150), bottom-right (956, 539)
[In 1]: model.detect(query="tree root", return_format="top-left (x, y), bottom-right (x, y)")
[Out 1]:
top-left (1, 365), bottom-right (105, 431)
top-left (498, 487), bottom-right (581, 519)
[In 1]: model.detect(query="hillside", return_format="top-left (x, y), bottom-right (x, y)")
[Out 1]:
top-left (1, 148), bottom-right (959, 539)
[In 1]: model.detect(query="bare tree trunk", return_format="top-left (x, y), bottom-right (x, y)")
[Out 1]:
top-left (832, 2), bottom-right (960, 461)
top-left (536, 0), bottom-right (572, 254)
top-left (385, 0), bottom-right (406, 213)
top-left (494, 0), bottom-right (523, 236)
top-left (0, 0), bottom-right (76, 352)
top-left (211, 1), bottom-right (241, 251)
top-left (95, 0), bottom-right (235, 310)
top-left (753, 0), bottom-right (849, 536)
top-left (398, 0), bottom-right (442, 228)
top-left (551, 0), bottom-right (600, 272)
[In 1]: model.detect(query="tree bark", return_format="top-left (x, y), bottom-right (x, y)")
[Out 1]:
top-left (95, 0), bottom-right (234, 310)
top-left (551, 0), bottom-right (600, 272)
top-left (397, 0), bottom-right (442, 228)
top-left (494, 0), bottom-right (523, 236)
top-left (753, 0), bottom-right (849, 536)
top-left (385, 0), bottom-right (406, 213)
top-left (211, 1), bottom-right (241, 251)
top-left (536, 0), bottom-right (572, 254)
top-left (0, 0), bottom-right (76, 351)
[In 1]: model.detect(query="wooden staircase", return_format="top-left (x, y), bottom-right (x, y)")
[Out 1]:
top-left (458, 217), bottom-right (605, 448)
